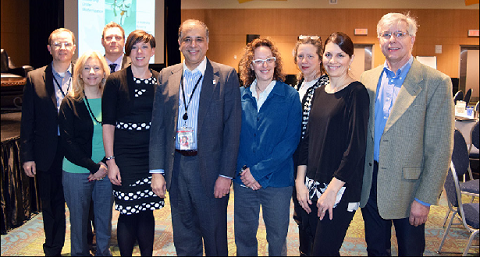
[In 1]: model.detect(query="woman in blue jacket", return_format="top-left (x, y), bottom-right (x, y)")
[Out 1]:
top-left (234, 38), bottom-right (302, 256)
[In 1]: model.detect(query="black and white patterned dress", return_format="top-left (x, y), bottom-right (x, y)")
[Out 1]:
top-left (112, 75), bottom-right (164, 215)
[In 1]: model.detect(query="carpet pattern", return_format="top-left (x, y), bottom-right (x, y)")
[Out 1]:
top-left (1, 190), bottom-right (479, 256)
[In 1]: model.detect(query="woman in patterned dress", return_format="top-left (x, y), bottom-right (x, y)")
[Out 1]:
top-left (102, 30), bottom-right (164, 256)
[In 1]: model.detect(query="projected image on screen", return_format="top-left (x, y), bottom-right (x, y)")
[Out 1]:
top-left (78, 0), bottom-right (155, 62)
top-left (105, 0), bottom-right (136, 30)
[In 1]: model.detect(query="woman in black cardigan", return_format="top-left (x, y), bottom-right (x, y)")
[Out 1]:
top-left (59, 50), bottom-right (113, 256)
top-left (102, 30), bottom-right (164, 256)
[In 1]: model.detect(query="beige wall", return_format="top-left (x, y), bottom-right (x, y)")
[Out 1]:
top-left (1, 0), bottom-right (30, 67)
top-left (182, 8), bottom-right (479, 78)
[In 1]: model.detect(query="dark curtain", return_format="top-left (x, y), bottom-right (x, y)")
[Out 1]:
top-left (1, 137), bottom-right (40, 235)
top-left (165, 0), bottom-right (181, 66)
top-left (29, 0), bottom-right (64, 69)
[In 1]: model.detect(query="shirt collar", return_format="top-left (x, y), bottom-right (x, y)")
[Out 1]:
top-left (250, 79), bottom-right (276, 99)
top-left (52, 62), bottom-right (72, 78)
top-left (109, 54), bottom-right (124, 67)
top-left (383, 56), bottom-right (414, 79)
top-left (183, 57), bottom-right (207, 77)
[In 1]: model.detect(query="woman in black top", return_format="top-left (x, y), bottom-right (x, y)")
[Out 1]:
top-left (296, 32), bottom-right (370, 255)
top-left (102, 30), bottom-right (163, 256)
top-left (292, 35), bottom-right (329, 256)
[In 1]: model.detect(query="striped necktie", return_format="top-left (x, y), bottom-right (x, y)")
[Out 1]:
top-left (109, 63), bottom-right (117, 73)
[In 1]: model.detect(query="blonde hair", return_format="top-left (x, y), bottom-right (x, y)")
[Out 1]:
top-left (377, 12), bottom-right (418, 37)
top-left (102, 21), bottom-right (125, 39)
top-left (293, 36), bottom-right (325, 81)
top-left (71, 51), bottom-right (109, 100)
top-left (48, 28), bottom-right (75, 45)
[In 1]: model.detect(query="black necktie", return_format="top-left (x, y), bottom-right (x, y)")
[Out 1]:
top-left (109, 63), bottom-right (117, 73)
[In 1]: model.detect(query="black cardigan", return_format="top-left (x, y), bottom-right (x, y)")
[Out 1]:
top-left (102, 66), bottom-right (159, 126)
top-left (59, 95), bottom-right (104, 174)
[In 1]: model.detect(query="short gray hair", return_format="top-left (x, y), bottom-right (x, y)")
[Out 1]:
top-left (377, 12), bottom-right (418, 37)
top-left (178, 19), bottom-right (209, 41)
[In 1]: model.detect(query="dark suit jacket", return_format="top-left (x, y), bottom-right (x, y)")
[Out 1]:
top-left (58, 95), bottom-right (103, 174)
top-left (20, 64), bottom-right (68, 171)
top-left (149, 59), bottom-right (242, 195)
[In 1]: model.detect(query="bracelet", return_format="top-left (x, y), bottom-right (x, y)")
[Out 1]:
top-left (105, 156), bottom-right (115, 161)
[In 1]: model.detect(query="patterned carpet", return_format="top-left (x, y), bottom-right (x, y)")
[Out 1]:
top-left (1, 189), bottom-right (479, 256)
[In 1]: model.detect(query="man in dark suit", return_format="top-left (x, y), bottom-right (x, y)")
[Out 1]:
top-left (101, 21), bottom-right (130, 73)
top-left (149, 19), bottom-right (242, 256)
top-left (20, 28), bottom-right (76, 256)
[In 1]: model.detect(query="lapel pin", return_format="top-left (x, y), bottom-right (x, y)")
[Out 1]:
top-left (213, 80), bottom-right (217, 85)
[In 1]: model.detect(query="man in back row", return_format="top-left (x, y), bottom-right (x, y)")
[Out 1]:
top-left (102, 21), bottom-right (130, 73)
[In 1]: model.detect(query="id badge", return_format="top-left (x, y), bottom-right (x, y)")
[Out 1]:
top-left (178, 127), bottom-right (194, 150)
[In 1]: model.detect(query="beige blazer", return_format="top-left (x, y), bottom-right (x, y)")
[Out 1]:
top-left (360, 59), bottom-right (454, 219)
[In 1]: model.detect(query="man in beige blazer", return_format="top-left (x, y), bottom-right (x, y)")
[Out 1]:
top-left (360, 13), bottom-right (454, 255)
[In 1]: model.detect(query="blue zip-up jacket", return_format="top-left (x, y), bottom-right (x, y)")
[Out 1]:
top-left (234, 81), bottom-right (302, 188)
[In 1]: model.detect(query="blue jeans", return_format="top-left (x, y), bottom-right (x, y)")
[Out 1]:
top-left (63, 171), bottom-right (113, 256)
top-left (233, 183), bottom-right (292, 256)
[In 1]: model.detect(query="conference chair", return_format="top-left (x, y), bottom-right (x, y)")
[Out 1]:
top-left (454, 90), bottom-right (464, 105)
top-left (463, 88), bottom-right (472, 105)
top-left (462, 121), bottom-right (479, 202)
top-left (442, 130), bottom-right (477, 226)
top-left (437, 160), bottom-right (479, 256)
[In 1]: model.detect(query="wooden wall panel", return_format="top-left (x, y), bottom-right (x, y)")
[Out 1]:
top-left (182, 8), bottom-right (479, 78)
top-left (1, 0), bottom-right (30, 67)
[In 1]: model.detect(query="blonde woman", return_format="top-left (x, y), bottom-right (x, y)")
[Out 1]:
top-left (59, 50), bottom-right (113, 256)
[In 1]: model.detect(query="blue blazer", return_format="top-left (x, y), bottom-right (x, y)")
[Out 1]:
top-left (235, 81), bottom-right (302, 188)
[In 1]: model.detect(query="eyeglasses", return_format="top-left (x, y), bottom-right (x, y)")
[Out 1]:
top-left (379, 31), bottom-right (409, 39)
top-left (298, 35), bottom-right (321, 41)
top-left (52, 42), bottom-right (74, 49)
top-left (252, 57), bottom-right (276, 65)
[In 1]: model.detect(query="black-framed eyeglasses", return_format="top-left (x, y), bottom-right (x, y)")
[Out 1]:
top-left (379, 31), bottom-right (409, 39)
top-left (297, 35), bottom-right (321, 41)
top-left (252, 57), bottom-right (276, 65)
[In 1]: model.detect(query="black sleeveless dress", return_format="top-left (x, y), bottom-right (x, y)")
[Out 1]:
top-left (112, 75), bottom-right (164, 215)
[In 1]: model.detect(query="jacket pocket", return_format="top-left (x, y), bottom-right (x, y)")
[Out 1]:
top-left (403, 167), bottom-right (421, 180)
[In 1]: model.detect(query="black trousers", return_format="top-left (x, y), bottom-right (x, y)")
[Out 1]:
top-left (361, 162), bottom-right (425, 256)
top-left (292, 185), bottom-right (315, 256)
top-left (36, 141), bottom-right (66, 256)
top-left (308, 196), bottom-right (356, 256)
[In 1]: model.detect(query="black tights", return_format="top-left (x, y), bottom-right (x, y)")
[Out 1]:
top-left (117, 210), bottom-right (155, 256)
